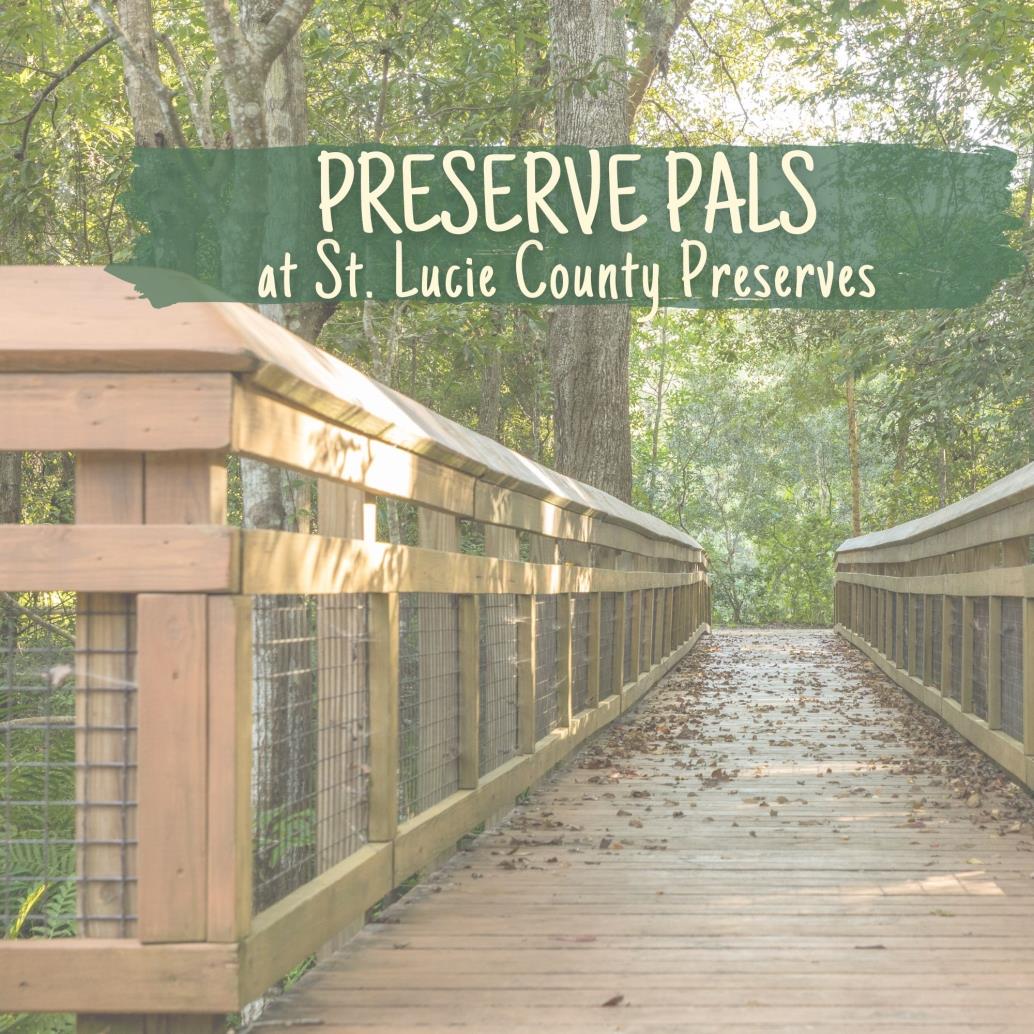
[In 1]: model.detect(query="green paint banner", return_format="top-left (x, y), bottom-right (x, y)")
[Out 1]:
top-left (110, 143), bottom-right (1022, 310)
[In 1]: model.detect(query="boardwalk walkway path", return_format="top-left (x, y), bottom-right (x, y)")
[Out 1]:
top-left (260, 629), bottom-right (1034, 1033)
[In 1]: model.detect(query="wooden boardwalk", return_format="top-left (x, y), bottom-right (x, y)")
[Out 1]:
top-left (259, 629), bottom-right (1034, 1033)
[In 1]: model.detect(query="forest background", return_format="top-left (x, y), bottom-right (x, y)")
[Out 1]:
top-left (2, 0), bottom-right (1033, 626)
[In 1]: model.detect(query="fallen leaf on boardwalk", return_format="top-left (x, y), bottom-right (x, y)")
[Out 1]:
top-left (601, 995), bottom-right (624, 1007)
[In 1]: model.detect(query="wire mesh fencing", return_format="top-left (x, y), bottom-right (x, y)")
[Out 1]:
top-left (570, 595), bottom-right (591, 714)
top-left (931, 595), bottom-right (943, 688)
top-left (653, 590), bottom-right (666, 664)
top-left (1000, 598), bottom-right (1024, 741)
top-left (534, 596), bottom-right (560, 741)
top-left (478, 594), bottom-right (518, 776)
top-left (398, 593), bottom-right (460, 823)
top-left (639, 592), bottom-right (652, 673)
top-left (251, 593), bottom-right (370, 914)
top-left (889, 592), bottom-right (898, 664)
top-left (948, 597), bottom-right (963, 702)
top-left (901, 593), bottom-right (910, 670)
top-left (623, 593), bottom-right (633, 684)
top-left (912, 594), bottom-right (925, 681)
top-left (971, 598), bottom-right (989, 719)
top-left (599, 593), bottom-right (616, 699)
top-left (1, 592), bottom-right (137, 939)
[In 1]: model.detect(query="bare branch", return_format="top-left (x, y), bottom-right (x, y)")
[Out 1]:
top-left (157, 32), bottom-right (216, 147)
top-left (0, 593), bottom-right (75, 644)
top-left (87, 1), bottom-right (190, 148)
top-left (5, 33), bottom-right (115, 160)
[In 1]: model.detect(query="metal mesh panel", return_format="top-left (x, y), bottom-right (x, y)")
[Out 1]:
top-left (640, 592), bottom-right (652, 672)
top-left (653, 590), bottom-right (666, 663)
top-left (889, 593), bottom-right (898, 663)
top-left (398, 593), bottom-right (460, 822)
top-left (1, 592), bottom-right (137, 937)
top-left (912, 594), bottom-right (925, 681)
top-left (599, 593), bottom-right (616, 699)
top-left (1001, 598), bottom-right (1024, 741)
top-left (948, 597), bottom-right (963, 702)
top-left (901, 593), bottom-right (910, 669)
top-left (931, 595), bottom-right (943, 688)
top-left (534, 596), bottom-right (560, 741)
top-left (623, 594), bottom-right (633, 683)
top-left (478, 595), bottom-right (518, 776)
top-left (971, 598), bottom-right (989, 720)
top-left (252, 594), bottom-right (369, 913)
top-left (571, 595), bottom-right (591, 714)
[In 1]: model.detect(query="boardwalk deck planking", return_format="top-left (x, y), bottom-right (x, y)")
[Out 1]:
top-left (260, 629), bottom-right (1034, 1033)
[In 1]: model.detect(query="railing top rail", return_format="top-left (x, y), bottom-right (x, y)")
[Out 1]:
top-left (0, 266), bottom-right (700, 551)
top-left (836, 460), bottom-right (1034, 557)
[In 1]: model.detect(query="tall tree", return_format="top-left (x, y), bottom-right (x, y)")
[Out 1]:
top-left (546, 0), bottom-right (633, 500)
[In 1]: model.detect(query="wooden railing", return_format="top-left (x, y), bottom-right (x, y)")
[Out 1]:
top-left (834, 463), bottom-right (1034, 789)
top-left (0, 267), bottom-right (710, 1025)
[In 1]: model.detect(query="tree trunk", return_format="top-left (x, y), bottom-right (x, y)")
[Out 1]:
top-left (0, 453), bottom-right (20, 526)
top-left (547, 0), bottom-right (633, 501)
top-left (477, 313), bottom-right (505, 439)
top-left (647, 322), bottom-right (668, 510)
top-left (845, 372), bottom-right (861, 536)
top-left (114, 0), bottom-right (167, 146)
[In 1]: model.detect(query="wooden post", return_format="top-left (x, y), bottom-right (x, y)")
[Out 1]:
top-left (961, 597), bottom-right (974, 711)
top-left (556, 593), bottom-right (572, 727)
top-left (940, 596), bottom-right (952, 696)
top-left (922, 595), bottom-right (934, 685)
top-left (1023, 598), bottom-right (1034, 753)
top-left (206, 595), bottom-right (252, 943)
top-left (895, 593), bottom-right (906, 669)
top-left (988, 596), bottom-right (1002, 730)
top-left (516, 595), bottom-right (536, 753)
top-left (907, 593), bottom-right (918, 674)
top-left (664, 587), bottom-right (675, 655)
top-left (368, 593), bottom-right (400, 842)
top-left (587, 592), bottom-right (601, 708)
top-left (642, 590), bottom-right (655, 672)
top-left (77, 451), bottom-right (228, 1034)
top-left (528, 532), bottom-right (557, 564)
top-left (629, 590), bottom-right (642, 680)
top-left (612, 591), bottom-right (626, 698)
top-left (137, 594), bottom-right (209, 943)
top-left (458, 594), bottom-right (480, 789)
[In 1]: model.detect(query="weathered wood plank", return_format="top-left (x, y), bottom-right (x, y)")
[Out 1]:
top-left (0, 373), bottom-right (233, 451)
top-left (0, 941), bottom-right (239, 1013)
top-left (257, 628), bottom-right (1034, 1034)
top-left (137, 594), bottom-right (209, 943)
top-left (0, 525), bottom-right (238, 592)
top-left (239, 529), bottom-right (699, 596)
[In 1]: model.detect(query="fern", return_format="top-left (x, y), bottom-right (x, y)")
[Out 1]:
top-left (6, 884), bottom-right (47, 939)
